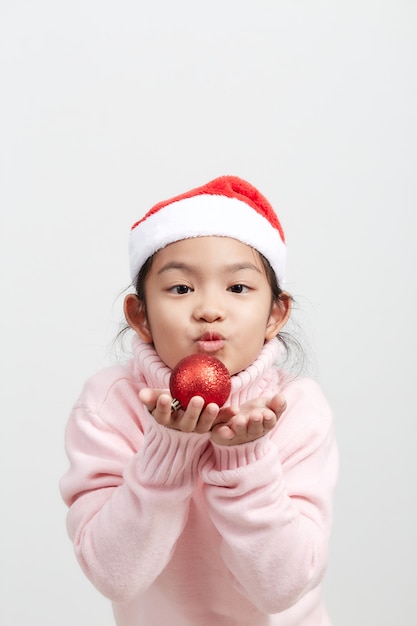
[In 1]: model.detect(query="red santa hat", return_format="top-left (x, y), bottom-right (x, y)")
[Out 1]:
top-left (129, 175), bottom-right (287, 284)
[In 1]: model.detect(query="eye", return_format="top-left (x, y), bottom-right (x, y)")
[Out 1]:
top-left (170, 285), bottom-right (192, 294)
top-left (228, 284), bottom-right (249, 294)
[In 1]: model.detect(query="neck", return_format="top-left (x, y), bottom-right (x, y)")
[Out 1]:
top-left (132, 336), bottom-right (285, 405)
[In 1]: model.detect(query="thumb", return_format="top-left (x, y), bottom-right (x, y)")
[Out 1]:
top-left (139, 388), bottom-right (170, 411)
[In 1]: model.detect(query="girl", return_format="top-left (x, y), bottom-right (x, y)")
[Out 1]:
top-left (60, 176), bottom-right (338, 625)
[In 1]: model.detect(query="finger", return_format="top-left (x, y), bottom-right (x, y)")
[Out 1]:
top-left (269, 394), bottom-right (287, 418)
top-left (211, 423), bottom-right (235, 444)
top-left (138, 388), bottom-right (158, 412)
top-left (228, 414), bottom-right (251, 438)
top-left (194, 402), bottom-right (220, 433)
top-left (262, 411), bottom-right (277, 432)
top-left (246, 412), bottom-right (265, 437)
top-left (212, 404), bottom-right (238, 426)
top-left (175, 396), bottom-right (205, 432)
top-left (151, 393), bottom-right (173, 425)
top-left (139, 388), bottom-right (170, 411)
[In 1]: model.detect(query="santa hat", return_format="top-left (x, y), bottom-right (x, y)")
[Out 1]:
top-left (129, 175), bottom-right (287, 284)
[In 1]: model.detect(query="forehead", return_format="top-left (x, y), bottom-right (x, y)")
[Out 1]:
top-left (156, 236), bottom-right (260, 261)
top-left (151, 236), bottom-right (265, 273)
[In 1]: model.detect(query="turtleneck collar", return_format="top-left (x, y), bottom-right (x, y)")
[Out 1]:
top-left (131, 336), bottom-right (286, 407)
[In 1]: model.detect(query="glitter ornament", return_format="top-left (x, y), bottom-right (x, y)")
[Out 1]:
top-left (169, 353), bottom-right (231, 411)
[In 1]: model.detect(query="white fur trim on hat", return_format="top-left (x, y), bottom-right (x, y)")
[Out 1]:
top-left (129, 176), bottom-right (287, 285)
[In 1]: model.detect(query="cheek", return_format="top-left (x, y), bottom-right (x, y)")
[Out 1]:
top-left (243, 300), bottom-right (271, 328)
top-left (145, 302), bottom-right (187, 344)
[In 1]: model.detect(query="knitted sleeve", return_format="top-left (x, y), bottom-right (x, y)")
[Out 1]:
top-left (198, 377), bottom-right (338, 614)
top-left (60, 373), bottom-right (210, 603)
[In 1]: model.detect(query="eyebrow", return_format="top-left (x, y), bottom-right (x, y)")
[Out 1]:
top-left (157, 261), bottom-right (262, 275)
top-left (157, 262), bottom-right (192, 275)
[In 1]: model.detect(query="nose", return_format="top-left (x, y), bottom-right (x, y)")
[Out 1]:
top-left (193, 293), bottom-right (225, 323)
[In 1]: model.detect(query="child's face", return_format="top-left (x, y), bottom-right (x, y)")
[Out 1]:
top-left (126, 236), bottom-right (290, 375)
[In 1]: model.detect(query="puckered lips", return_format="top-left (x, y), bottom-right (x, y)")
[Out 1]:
top-left (196, 331), bottom-right (225, 353)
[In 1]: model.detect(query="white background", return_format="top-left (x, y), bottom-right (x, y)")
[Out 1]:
top-left (1, 1), bottom-right (416, 624)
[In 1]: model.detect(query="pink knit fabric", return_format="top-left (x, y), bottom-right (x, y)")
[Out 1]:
top-left (60, 338), bottom-right (338, 625)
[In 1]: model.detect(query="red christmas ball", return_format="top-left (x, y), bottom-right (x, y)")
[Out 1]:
top-left (169, 353), bottom-right (231, 410)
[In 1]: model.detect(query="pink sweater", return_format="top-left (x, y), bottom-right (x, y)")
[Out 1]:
top-left (60, 337), bottom-right (338, 626)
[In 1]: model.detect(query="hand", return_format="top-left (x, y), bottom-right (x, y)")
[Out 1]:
top-left (210, 394), bottom-right (287, 446)
top-left (139, 388), bottom-right (221, 434)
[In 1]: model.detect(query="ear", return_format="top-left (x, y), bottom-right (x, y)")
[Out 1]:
top-left (265, 292), bottom-right (291, 341)
top-left (123, 294), bottom-right (153, 343)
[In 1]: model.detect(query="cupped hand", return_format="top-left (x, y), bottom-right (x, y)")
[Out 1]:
top-left (210, 394), bottom-right (287, 446)
top-left (139, 388), bottom-right (221, 434)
